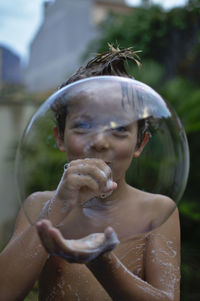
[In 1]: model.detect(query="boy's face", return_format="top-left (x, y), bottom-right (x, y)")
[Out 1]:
top-left (55, 84), bottom-right (148, 182)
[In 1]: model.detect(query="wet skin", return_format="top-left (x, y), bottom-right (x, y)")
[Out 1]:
top-left (35, 188), bottom-right (179, 301)
top-left (38, 215), bottom-right (148, 301)
top-left (34, 88), bottom-right (179, 300)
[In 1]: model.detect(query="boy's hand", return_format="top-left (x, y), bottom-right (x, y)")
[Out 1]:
top-left (56, 158), bottom-right (117, 206)
top-left (45, 158), bottom-right (117, 227)
top-left (36, 219), bottom-right (119, 263)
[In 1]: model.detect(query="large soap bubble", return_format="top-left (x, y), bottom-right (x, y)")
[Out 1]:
top-left (15, 76), bottom-right (189, 241)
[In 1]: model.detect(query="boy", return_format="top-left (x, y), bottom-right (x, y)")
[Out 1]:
top-left (0, 47), bottom-right (180, 301)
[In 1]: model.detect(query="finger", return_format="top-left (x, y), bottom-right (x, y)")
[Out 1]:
top-left (36, 220), bottom-right (89, 261)
top-left (104, 227), bottom-right (120, 247)
top-left (65, 162), bottom-right (115, 193)
top-left (36, 219), bottom-right (63, 253)
top-left (69, 158), bottom-right (112, 179)
top-left (66, 174), bottom-right (100, 195)
top-left (67, 165), bottom-right (108, 191)
top-left (64, 228), bottom-right (120, 263)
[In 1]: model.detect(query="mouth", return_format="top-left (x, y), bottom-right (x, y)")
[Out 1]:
top-left (82, 156), bottom-right (112, 166)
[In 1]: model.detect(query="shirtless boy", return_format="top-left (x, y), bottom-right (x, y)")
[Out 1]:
top-left (0, 48), bottom-right (180, 301)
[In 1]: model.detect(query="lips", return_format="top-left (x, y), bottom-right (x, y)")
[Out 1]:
top-left (86, 157), bottom-right (111, 165)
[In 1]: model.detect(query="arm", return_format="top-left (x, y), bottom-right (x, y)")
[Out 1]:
top-left (0, 198), bottom-right (48, 301)
top-left (0, 158), bottom-right (115, 301)
top-left (87, 208), bottom-right (180, 301)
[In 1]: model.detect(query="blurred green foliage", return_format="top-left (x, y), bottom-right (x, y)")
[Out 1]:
top-left (19, 115), bottom-right (65, 195)
top-left (86, 1), bottom-right (200, 299)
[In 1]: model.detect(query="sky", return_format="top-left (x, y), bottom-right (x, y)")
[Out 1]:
top-left (0, 0), bottom-right (188, 63)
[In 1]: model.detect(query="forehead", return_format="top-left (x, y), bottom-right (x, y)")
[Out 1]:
top-left (66, 81), bottom-right (136, 124)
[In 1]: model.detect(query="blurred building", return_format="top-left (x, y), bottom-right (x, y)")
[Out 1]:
top-left (0, 45), bottom-right (23, 85)
top-left (25, 0), bottom-right (131, 92)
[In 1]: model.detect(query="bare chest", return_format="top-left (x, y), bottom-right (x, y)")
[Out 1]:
top-left (38, 236), bottom-right (147, 301)
top-left (59, 202), bottom-right (151, 241)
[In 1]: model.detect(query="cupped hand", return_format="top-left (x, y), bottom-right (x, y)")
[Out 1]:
top-left (36, 219), bottom-right (119, 263)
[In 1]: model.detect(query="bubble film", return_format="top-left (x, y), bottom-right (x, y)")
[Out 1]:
top-left (15, 76), bottom-right (189, 240)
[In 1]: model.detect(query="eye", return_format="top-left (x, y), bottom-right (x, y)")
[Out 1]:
top-left (112, 126), bottom-right (128, 136)
top-left (73, 121), bottom-right (94, 133)
top-left (75, 121), bottom-right (92, 129)
top-left (115, 126), bottom-right (127, 132)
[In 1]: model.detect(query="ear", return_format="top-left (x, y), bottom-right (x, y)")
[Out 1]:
top-left (133, 132), bottom-right (149, 158)
top-left (53, 126), bottom-right (66, 152)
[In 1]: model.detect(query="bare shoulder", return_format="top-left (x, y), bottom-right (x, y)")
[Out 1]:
top-left (12, 190), bottom-right (55, 237)
top-left (127, 185), bottom-right (176, 228)
top-left (24, 190), bottom-right (55, 210)
top-left (128, 185), bottom-right (175, 207)
top-left (131, 187), bottom-right (180, 239)
top-left (148, 193), bottom-right (176, 229)
top-left (143, 191), bottom-right (177, 231)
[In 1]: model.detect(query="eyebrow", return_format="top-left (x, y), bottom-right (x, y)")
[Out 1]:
top-left (69, 111), bottom-right (134, 128)
top-left (69, 114), bottom-right (93, 121)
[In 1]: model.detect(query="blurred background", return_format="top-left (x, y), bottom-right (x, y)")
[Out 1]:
top-left (0, 0), bottom-right (199, 300)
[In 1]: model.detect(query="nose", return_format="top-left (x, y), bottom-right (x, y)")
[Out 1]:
top-left (90, 131), bottom-right (110, 152)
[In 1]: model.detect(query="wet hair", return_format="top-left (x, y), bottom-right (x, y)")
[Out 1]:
top-left (51, 45), bottom-right (148, 148)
